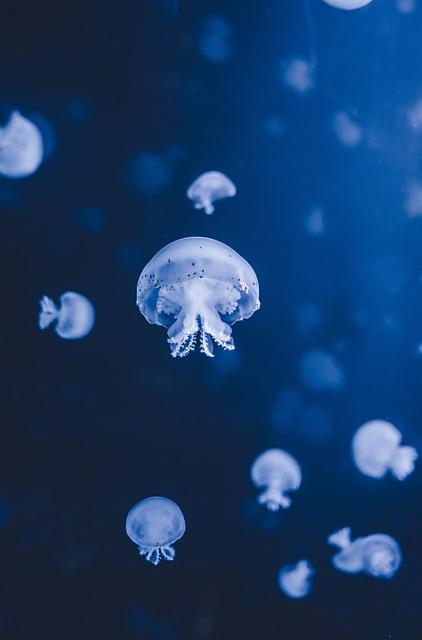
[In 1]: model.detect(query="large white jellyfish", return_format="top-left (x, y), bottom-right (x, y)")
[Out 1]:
top-left (126, 496), bottom-right (185, 565)
top-left (38, 292), bottom-right (95, 340)
top-left (136, 237), bottom-right (260, 358)
top-left (328, 528), bottom-right (402, 579)
top-left (278, 560), bottom-right (314, 599)
top-left (352, 420), bottom-right (418, 480)
top-left (250, 449), bottom-right (302, 511)
top-left (0, 111), bottom-right (44, 178)
top-left (322, 0), bottom-right (374, 9)
top-left (187, 171), bottom-right (236, 215)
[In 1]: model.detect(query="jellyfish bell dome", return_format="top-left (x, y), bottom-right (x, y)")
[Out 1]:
top-left (136, 237), bottom-right (260, 357)
top-left (322, 0), bottom-right (374, 9)
top-left (250, 448), bottom-right (302, 511)
top-left (0, 110), bottom-right (44, 178)
top-left (187, 171), bottom-right (236, 214)
top-left (38, 292), bottom-right (95, 340)
top-left (278, 560), bottom-right (314, 599)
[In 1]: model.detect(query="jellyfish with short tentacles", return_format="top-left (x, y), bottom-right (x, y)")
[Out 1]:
top-left (0, 111), bottom-right (44, 178)
top-left (352, 420), bottom-right (418, 480)
top-left (250, 449), bottom-right (302, 511)
top-left (328, 527), bottom-right (402, 579)
top-left (278, 560), bottom-right (314, 599)
top-left (136, 237), bottom-right (260, 358)
top-left (187, 171), bottom-right (236, 214)
top-left (38, 292), bottom-right (95, 340)
top-left (126, 497), bottom-right (185, 565)
top-left (322, 0), bottom-right (373, 8)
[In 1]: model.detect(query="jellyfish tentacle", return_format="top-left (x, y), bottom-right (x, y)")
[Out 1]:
top-left (328, 527), bottom-right (352, 550)
top-left (38, 295), bottom-right (59, 329)
top-left (258, 487), bottom-right (291, 511)
top-left (161, 545), bottom-right (176, 560)
top-left (203, 200), bottom-right (214, 215)
top-left (390, 445), bottom-right (418, 480)
top-left (200, 328), bottom-right (214, 357)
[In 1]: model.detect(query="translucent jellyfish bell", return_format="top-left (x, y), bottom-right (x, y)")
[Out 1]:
top-left (187, 171), bottom-right (236, 214)
top-left (250, 449), bottom-right (302, 511)
top-left (38, 292), bottom-right (95, 340)
top-left (126, 497), bottom-right (185, 565)
top-left (328, 527), bottom-right (402, 579)
top-left (278, 560), bottom-right (314, 599)
top-left (352, 420), bottom-right (418, 480)
top-left (322, 0), bottom-right (374, 9)
top-left (136, 237), bottom-right (260, 358)
top-left (0, 111), bottom-right (44, 178)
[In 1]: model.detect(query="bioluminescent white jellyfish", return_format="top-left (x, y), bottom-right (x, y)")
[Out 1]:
top-left (299, 348), bottom-right (345, 392)
top-left (333, 112), bottom-right (362, 147)
top-left (136, 237), bottom-right (260, 358)
top-left (198, 16), bottom-right (233, 63)
top-left (250, 449), bottom-right (302, 511)
top-left (352, 420), bottom-right (418, 480)
top-left (278, 560), bottom-right (314, 599)
top-left (187, 171), bottom-right (236, 215)
top-left (0, 111), bottom-right (44, 178)
top-left (279, 58), bottom-right (314, 95)
top-left (328, 528), bottom-right (402, 579)
top-left (38, 292), bottom-right (95, 340)
top-left (126, 496), bottom-right (185, 565)
top-left (322, 0), bottom-right (373, 9)
top-left (304, 207), bottom-right (325, 235)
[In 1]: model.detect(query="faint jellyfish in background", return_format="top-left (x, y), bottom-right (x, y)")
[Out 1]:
top-left (321, 0), bottom-right (374, 9)
top-left (126, 497), bottom-right (185, 565)
top-left (396, 0), bottom-right (416, 12)
top-left (304, 207), bottom-right (325, 236)
top-left (404, 181), bottom-right (422, 218)
top-left (278, 560), bottom-right (314, 599)
top-left (294, 302), bottom-right (323, 336)
top-left (250, 449), bottom-right (302, 511)
top-left (38, 292), bottom-right (95, 340)
top-left (406, 98), bottom-right (422, 131)
top-left (74, 207), bottom-right (105, 232)
top-left (187, 171), bottom-right (236, 215)
top-left (198, 16), bottom-right (233, 63)
top-left (136, 237), bottom-right (260, 357)
top-left (333, 111), bottom-right (362, 147)
top-left (128, 148), bottom-right (186, 196)
top-left (0, 111), bottom-right (44, 178)
top-left (279, 58), bottom-right (314, 95)
top-left (262, 115), bottom-right (286, 139)
top-left (352, 420), bottom-right (417, 480)
top-left (65, 98), bottom-right (92, 123)
top-left (299, 348), bottom-right (346, 392)
top-left (328, 527), bottom-right (402, 579)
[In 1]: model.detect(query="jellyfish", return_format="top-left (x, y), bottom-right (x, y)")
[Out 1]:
top-left (278, 560), bottom-right (314, 599)
top-left (250, 449), bottom-right (302, 511)
top-left (38, 292), bottom-right (95, 340)
top-left (198, 16), bottom-right (233, 63)
top-left (279, 58), bottom-right (315, 95)
top-left (333, 111), bottom-right (363, 147)
top-left (351, 420), bottom-right (417, 480)
top-left (126, 496), bottom-right (185, 565)
top-left (0, 111), bottom-right (43, 178)
top-left (187, 172), bottom-right (236, 215)
top-left (322, 0), bottom-right (374, 9)
top-left (299, 348), bottom-right (345, 392)
top-left (136, 237), bottom-right (260, 358)
top-left (328, 527), bottom-right (402, 579)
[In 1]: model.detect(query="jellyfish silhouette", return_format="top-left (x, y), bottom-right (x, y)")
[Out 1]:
top-left (187, 171), bottom-right (236, 214)
top-left (0, 111), bottom-right (44, 178)
top-left (278, 560), bottom-right (314, 599)
top-left (136, 237), bottom-right (260, 357)
top-left (38, 292), bottom-right (95, 339)
top-left (322, 0), bottom-right (373, 9)
top-left (250, 449), bottom-right (302, 511)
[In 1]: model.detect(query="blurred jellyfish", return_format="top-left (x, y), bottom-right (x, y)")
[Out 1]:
top-left (328, 527), bottom-right (402, 579)
top-left (136, 237), bottom-right (259, 357)
top-left (126, 497), bottom-right (185, 565)
top-left (405, 181), bottom-right (422, 218)
top-left (198, 16), bottom-right (233, 63)
top-left (187, 171), bottom-right (236, 215)
top-left (75, 208), bottom-right (105, 232)
top-left (294, 302), bottom-right (323, 336)
top-left (250, 449), bottom-right (302, 511)
top-left (279, 58), bottom-right (314, 95)
top-left (352, 420), bottom-right (417, 480)
top-left (299, 348), bottom-right (345, 392)
top-left (396, 0), bottom-right (416, 13)
top-left (333, 111), bottom-right (362, 147)
top-left (262, 115), bottom-right (286, 139)
top-left (0, 111), bottom-right (43, 178)
top-left (129, 152), bottom-right (171, 195)
top-left (278, 560), bottom-right (314, 599)
top-left (38, 292), bottom-right (95, 340)
top-left (304, 207), bottom-right (325, 235)
top-left (322, 0), bottom-right (374, 9)
top-left (406, 99), bottom-right (422, 131)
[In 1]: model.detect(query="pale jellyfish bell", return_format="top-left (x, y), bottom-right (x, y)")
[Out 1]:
top-left (250, 448), bottom-right (302, 511)
top-left (187, 171), bottom-right (236, 215)
top-left (0, 111), bottom-right (44, 178)
top-left (322, 0), bottom-right (374, 9)
top-left (38, 292), bottom-right (95, 340)
top-left (136, 237), bottom-right (260, 358)
top-left (278, 560), bottom-right (314, 599)
top-left (352, 420), bottom-right (417, 480)
top-left (126, 496), bottom-right (185, 565)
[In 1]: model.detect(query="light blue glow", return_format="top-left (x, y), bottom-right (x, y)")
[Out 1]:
top-left (278, 560), bottom-right (314, 599)
top-left (250, 448), bottom-right (302, 511)
top-left (0, 111), bottom-right (44, 178)
top-left (187, 171), bottom-right (236, 215)
top-left (38, 292), bottom-right (95, 340)
top-left (299, 348), bottom-right (346, 392)
top-left (198, 17), bottom-right (233, 63)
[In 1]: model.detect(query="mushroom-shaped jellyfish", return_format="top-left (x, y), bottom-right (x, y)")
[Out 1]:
top-left (38, 292), bottom-right (95, 340)
top-left (322, 0), bottom-right (373, 9)
top-left (352, 420), bottom-right (418, 480)
top-left (187, 171), bottom-right (236, 214)
top-left (136, 237), bottom-right (260, 358)
top-left (126, 496), bottom-right (185, 565)
top-left (278, 560), bottom-right (314, 599)
top-left (250, 448), bottom-right (302, 511)
top-left (0, 111), bottom-right (44, 178)
top-left (328, 527), bottom-right (402, 579)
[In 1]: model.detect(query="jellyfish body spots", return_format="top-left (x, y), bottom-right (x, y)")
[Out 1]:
top-left (278, 560), bottom-right (314, 599)
top-left (322, 0), bottom-right (373, 9)
top-left (126, 497), bottom-right (185, 565)
top-left (136, 237), bottom-right (260, 358)
top-left (187, 172), bottom-right (236, 215)
top-left (352, 420), bottom-right (418, 480)
top-left (250, 449), bottom-right (302, 511)
top-left (0, 111), bottom-right (44, 178)
top-left (38, 292), bottom-right (95, 340)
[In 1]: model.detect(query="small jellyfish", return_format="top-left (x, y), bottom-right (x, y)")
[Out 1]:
top-left (136, 237), bottom-right (260, 358)
top-left (299, 348), bottom-right (345, 392)
top-left (0, 111), bottom-right (44, 178)
top-left (279, 58), bottom-right (315, 95)
top-left (187, 171), bottom-right (236, 215)
top-left (250, 449), bottom-right (302, 511)
top-left (328, 527), bottom-right (402, 579)
top-left (322, 0), bottom-right (374, 9)
top-left (126, 496), bottom-right (185, 565)
top-left (333, 111), bottom-right (363, 147)
top-left (352, 420), bottom-right (418, 480)
top-left (38, 292), bottom-right (95, 340)
top-left (198, 16), bottom-right (233, 63)
top-left (278, 560), bottom-right (314, 599)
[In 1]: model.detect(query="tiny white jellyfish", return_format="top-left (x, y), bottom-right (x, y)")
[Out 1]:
top-left (0, 111), bottom-right (44, 178)
top-left (405, 181), bottom-right (422, 218)
top-left (322, 0), bottom-right (374, 9)
top-left (396, 0), bottom-right (416, 13)
top-left (250, 449), bottom-right (302, 511)
top-left (304, 207), bottom-right (325, 236)
top-left (125, 496), bottom-right (185, 565)
top-left (352, 420), bottom-right (417, 480)
top-left (280, 58), bottom-right (314, 95)
top-left (187, 171), bottom-right (236, 215)
top-left (38, 292), bottom-right (95, 340)
top-left (278, 560), bottom-right (314, 599)
top-left (333, 111), bottom-right (363, 148)
top-left (136, 237), bottom-right (260, 358)
top-left (328, 527), bottom-right (402, 579)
